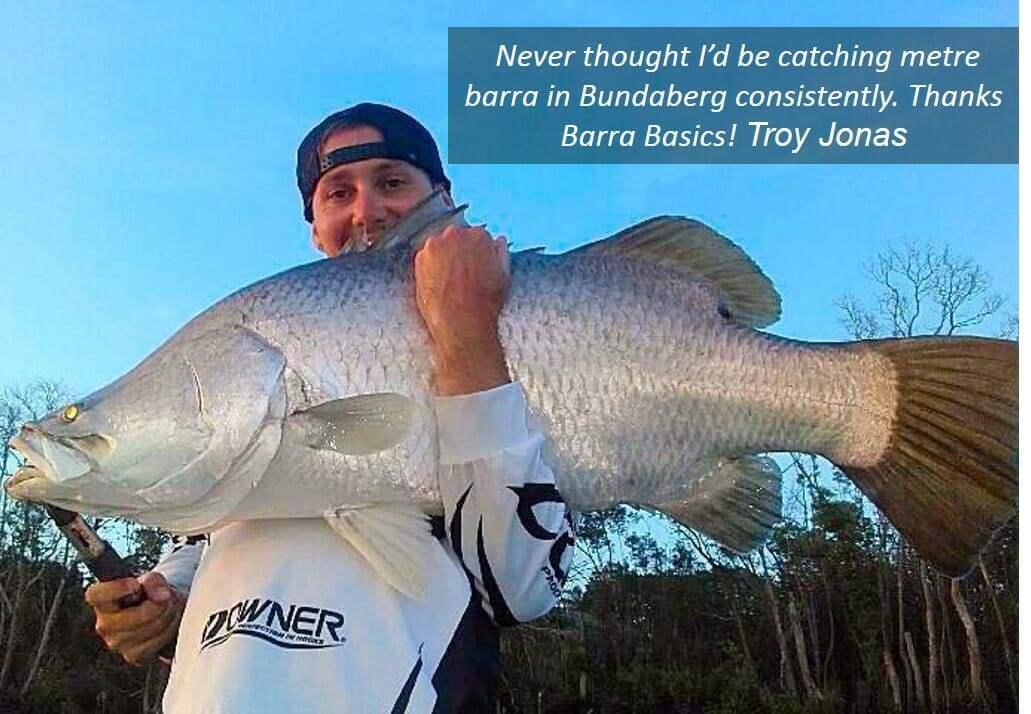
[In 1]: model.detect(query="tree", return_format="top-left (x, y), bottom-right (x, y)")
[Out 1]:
top-left (838, 241), bottom-right (1013, 711)
top-left (838, 241), bottom-right (1006, 339)
top-left (0, 381), bottom-right (74, 694)
top-left (0, 381), bottom-right (172, 710)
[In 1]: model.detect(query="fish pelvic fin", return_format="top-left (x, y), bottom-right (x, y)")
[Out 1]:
top-left (567, 217), bottom-right (782, 327)
top-left (835, 337), bottom-right (1017, 577)
top-left (652, 456), bottom-right (781, 553)
top-left (324, 502), bottom-right (434, 599)
top-left (287, 393), bottom-right (422, 455)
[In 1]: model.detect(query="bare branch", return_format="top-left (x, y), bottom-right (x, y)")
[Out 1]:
top-left (836, 294), bottom-right (880, 339)
top-left (844, 241), bottom-right (1008, 339)
top-left (1000, 312), bottom-right (1018, 339)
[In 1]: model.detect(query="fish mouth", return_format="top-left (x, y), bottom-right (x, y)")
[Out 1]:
top-left (339, 226), bottom-right (380, 254)
top-left (5, 462), bottom-right (45, 494)
top-left (7, 428), bottom-right (109, 489)
top-left (5, 433), bottom-right (53, 500)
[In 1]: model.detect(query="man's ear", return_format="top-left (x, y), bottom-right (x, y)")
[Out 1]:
top-left (437, 187), bottom-right (455, 209)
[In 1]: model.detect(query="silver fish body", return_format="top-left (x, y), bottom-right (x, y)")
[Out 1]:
top-left (222, 251), bottom-right (876, 511)
top-left (7, 210), bottom-right (1018, 585)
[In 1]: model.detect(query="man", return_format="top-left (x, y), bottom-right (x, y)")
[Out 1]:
top-left (84, 103), bottom-right (575, 712)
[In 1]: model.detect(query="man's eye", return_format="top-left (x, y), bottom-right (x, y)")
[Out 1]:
top-left (383, 177), bottom-right (408, 191)
top-left (328, 188), bottom-right (351, 200)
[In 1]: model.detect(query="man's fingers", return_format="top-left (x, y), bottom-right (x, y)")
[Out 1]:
top-left (123, 599), bottom-right (179, 644)
top-left (85, 578), bottom-right (142, 614)
top-left (116, 611), bottom-right (179, 666)
top-left (138, 571), bottom-right (172, 603)
top-left (95, 599), bottom-right (167, 638)
top-left (98, 596), bottom-right (181, 660)
top-left (122, 630), bottom-right (175, 667)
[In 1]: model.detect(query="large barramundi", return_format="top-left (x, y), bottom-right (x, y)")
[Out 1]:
top-left (6, 192), bottom-right (1017, 596)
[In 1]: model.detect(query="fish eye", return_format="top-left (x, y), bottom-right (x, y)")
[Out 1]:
top-left (61, 404), bottom-right (82, 423)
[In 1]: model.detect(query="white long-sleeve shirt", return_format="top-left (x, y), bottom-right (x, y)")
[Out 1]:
top-left (155, 382), bottom-right (575, 713)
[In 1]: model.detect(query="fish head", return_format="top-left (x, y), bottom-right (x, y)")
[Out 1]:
top-left (6, 350), bottom-right (217, 510)
top-left (6, 325), bottom-right (288, 521)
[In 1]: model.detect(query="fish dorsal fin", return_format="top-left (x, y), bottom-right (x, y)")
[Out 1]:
top-left (340, 188), bottom-right (469, 254)
top-left (287, 393), bottom-right (421, 455)
top-left (570, 217), bottom-right (782, 327)
top-left (651, 456), bottom-right (782, 553)
top-left (324, 502), bottom-right (435, 599)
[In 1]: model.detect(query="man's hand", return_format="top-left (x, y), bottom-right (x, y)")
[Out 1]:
top-left (415, 225), bottom-right (512, 396)
top-left (85, 571), bottom-right (185, 666)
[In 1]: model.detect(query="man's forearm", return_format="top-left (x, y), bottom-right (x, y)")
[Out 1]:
top-left (433, 335), bottom-right (511, 396)
top-left (436, 382), bottom-right (575, 625)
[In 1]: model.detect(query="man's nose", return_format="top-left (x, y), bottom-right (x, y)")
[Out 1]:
top-left (351, 189), bottom-right (381, 227)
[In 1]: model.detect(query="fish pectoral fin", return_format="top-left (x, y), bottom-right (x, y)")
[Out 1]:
top-left (323, 503), bottom-right (434, 600)
top-left (567, 217), bottom-right (782, 328)
top-left (652, 456), bottom-right (782, 553)
top-left (288, 393), bottom-right (421, 455)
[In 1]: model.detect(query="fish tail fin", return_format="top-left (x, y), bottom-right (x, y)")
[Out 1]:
top-left (834, 337), bottom-right (1017, 576)
top-left (654, 456), bottom-right (782, 553)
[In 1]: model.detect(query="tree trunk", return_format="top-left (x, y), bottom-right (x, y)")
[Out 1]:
top-left (763, 578), bottom-right (798, 698)
top-left (142, 659), bottom-right (169, 713)
top-left (731, 595), bottom-right (755, 678)
top-left (897, 544), bottom-right (914, 710)
top-left (904, 631), bottom-right (926, 712)
top-left (143, 662), bottom-right (154, 713)
top-left (19, 568), bottom-right (68, 696)
top-left (883, 648), bottom-right (902, 711)
top-left (979, 556), bottom-right (1016, 699)
top-left (920, 562), bottom-right (941, 713)
top-left (789, 594), bottom-right (822, 702)
top-left (877, 524), bottom-right (898, 710)
top-left (803, 588), bottom-right (822, 687)
top-left (950, 577), bottom-right (986, 708)
top-left (0, 560), bottom-right (25, 691)
top-left (819, 567), bottom-right (835, 689)
top-left (936, 575), bottom-right (953, 712)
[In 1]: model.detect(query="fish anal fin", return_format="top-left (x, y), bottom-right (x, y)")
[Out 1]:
top-left (324, 502), bottom-right (434, 599)
top-left (569, 217), bottom-right (781, 328)
top-left (835, 337), bottom-right (1018, 577)
top-left (288, 393), bottom-right (421, 455)
top-left (654, 456), bottom-right (782, 553)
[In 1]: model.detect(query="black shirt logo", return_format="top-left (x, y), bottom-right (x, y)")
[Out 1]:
top-left (200, 598), bottom-right (347, 652)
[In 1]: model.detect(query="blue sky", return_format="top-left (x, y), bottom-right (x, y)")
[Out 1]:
top-left (0, 1), bottom-right (1017, 397)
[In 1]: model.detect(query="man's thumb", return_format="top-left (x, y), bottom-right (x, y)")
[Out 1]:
top-left (139, 571), bottom-right (171, 602)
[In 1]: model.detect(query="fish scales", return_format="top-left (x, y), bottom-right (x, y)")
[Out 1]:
top-left (198, 250), bottom-right (878, 515)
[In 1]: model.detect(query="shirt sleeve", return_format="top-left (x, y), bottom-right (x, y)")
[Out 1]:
top-left (151, 534), bottom-right (208, 596)
top-left (435, 381), bottom-right (576, 626)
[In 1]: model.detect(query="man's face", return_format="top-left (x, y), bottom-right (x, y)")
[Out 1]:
top-left (310, 125), bottom-right (440, 257)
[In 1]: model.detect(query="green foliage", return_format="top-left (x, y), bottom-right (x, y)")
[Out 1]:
top-left (501, 463), bottom-right (1018, 712)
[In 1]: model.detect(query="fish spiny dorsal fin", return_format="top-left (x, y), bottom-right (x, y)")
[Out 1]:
top-left (569, 217), bottom-right (782, 328)
top-left (353, 188), bottom-right (469, 254)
